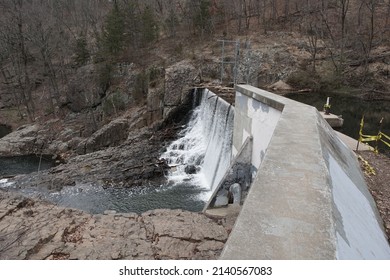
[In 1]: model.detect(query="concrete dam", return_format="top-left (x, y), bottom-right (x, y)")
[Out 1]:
top-left (179, 85), bottom-right (390, 259)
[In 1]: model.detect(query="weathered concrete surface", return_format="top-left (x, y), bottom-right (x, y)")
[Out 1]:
top-left (221, 85), bottom-right (390, 260)
top-left (0, 190), bottom-right (228, 260)
top-left (204, 137), bottom-right (252, 210)
top-left (232, 89), bottom-right (281, 173)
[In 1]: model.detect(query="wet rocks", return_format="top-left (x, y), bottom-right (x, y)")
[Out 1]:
top-left (0, 190), bottom-right (228, 260)
top-left (184, 165), bottom-right (197, 174)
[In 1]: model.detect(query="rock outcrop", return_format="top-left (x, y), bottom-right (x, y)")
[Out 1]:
top-left (65, 64), bottom-right (105, 113)
top-left (0, 190), bottom-right (228, 260)
top-left (77, 118), bottom-right (130, 154)
top-left (9, 126), bottom-right (174, 191)
top-left (0, 125), bottom-right (40, 156)
top-left (164, 60), bottom-right (199, 118)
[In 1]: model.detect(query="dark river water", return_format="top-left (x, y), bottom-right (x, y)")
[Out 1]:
top-left (0, 155), bottom-right (207, 214)
top-left (285, 92), bottom-right (390, 155)
top-left (2, 181), bottom-right (207, 214)
top-left (0, 124), bottom-right (12, 138)
top-left (0, 155), bottom-right (57, 177)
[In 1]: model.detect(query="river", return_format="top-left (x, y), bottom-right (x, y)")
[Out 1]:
top-left (285, 92), bottom-right (390, 155)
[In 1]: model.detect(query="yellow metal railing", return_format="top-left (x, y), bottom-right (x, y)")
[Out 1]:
top-left (357, 116), bottom-right (390, 153)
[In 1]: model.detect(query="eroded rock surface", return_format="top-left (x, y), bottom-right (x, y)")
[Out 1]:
top-left (0, 190), bottom-right (228, 260)
top-left (10, 126), bottom-right (175, 191)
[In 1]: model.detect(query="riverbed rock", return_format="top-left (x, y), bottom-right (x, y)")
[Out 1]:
top-left (184, 165), bottom-right (197, 174)
top-left (0, 190), bottom-right (228, 260)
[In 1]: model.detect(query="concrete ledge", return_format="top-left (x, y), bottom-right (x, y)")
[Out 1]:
top-left (221, 85), bottom-right (390, 259)
top-left (319, 112), bottom-right (344, 128)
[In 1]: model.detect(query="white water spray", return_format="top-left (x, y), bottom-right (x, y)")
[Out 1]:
top-left (160, 89), bottom-right (234, 199)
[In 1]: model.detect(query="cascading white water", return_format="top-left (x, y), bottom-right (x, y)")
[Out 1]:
top-left (160, 89), bottom-right (234, 199)
top-left (1, 88), bottom-right (234, 213)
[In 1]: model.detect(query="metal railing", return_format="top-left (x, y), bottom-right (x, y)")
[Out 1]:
top-left (357, 116), bottom-right (390, 153)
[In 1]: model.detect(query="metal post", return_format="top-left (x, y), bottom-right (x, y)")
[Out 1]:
top-left (375, 117), bottom-right (384, 153)
top-left (245, 40), bottom-right (251, 84)
top-left (220, 40), bottom-right (225, 84)
top-left (233, 40), bottom-right (240, 85)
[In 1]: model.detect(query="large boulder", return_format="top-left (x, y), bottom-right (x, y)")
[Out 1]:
top-left (268, 80), bottom-right (293, 91)
top-left (0, 124), bottom-right (40, 156)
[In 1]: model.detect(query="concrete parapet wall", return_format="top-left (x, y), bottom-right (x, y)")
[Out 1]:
top-left (221, 85), bottom-right (390, 259)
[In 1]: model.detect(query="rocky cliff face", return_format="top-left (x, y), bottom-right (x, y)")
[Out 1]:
top-left (0, 190), bottom-right (229, 260)
top-left (163, 60), bottom-right (199, 118)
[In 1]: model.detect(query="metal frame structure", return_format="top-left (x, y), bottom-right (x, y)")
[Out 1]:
top-left (218, 39), bottom-right (240, 85)
top-left (219, 39), bottom-right (252, 85)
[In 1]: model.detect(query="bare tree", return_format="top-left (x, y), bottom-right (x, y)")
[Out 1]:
top-left (0, 0), bottom-right (36, 121)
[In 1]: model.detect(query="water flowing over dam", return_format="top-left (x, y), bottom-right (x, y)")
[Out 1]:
top-left (161, 88), bottom-right (234, 198)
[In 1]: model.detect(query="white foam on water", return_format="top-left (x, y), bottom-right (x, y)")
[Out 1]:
top-left (0, 178), bottom-right (14, 188)
top-left (160, 89), bottom-right (234, 201)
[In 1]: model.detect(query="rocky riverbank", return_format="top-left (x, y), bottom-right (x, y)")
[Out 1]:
top-left (5, 125), bottom-right (175, 192)
top-left (0, 99), bottom-right (193, 191)
top-left (0, 190), bottom-right (233, 260)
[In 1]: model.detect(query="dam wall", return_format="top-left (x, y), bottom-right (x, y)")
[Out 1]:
top-left (220, 85), bottom-right (390, 259)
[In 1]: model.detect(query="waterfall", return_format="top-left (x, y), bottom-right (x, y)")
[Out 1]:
top-left (1, 88), bottom-right (234, 213)
top-left (160, 88), bottom-right (234, 199)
